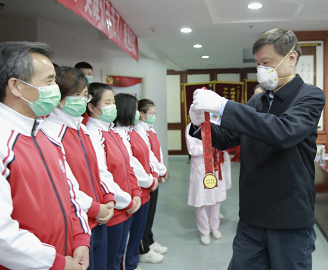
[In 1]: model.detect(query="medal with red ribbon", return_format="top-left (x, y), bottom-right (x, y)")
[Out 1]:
top-left (200, 87), bottom-right (218, 189)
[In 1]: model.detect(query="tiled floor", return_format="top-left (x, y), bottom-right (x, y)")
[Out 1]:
top-left (138, 156), bottom-right (328, 270)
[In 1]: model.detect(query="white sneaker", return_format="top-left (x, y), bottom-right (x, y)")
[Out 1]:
top-left (212, 229), bottom-right (222, 239)
top-left (150, 242), bottom-right (168, 254)
top-left (219, 213), bottom-right (224, 219)
top-left (200, 234), bottom-right (210, 245)
top-left (139, 250), bottom-right (164, 264)
top-left (134, 267), bottom-right (142, 270)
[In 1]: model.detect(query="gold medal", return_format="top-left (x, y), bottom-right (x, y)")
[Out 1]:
top-left (203, 173), bottom-right (218, 189)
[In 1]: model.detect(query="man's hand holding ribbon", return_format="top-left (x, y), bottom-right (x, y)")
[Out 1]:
top-left (189, 88), bottom-right (228, 126)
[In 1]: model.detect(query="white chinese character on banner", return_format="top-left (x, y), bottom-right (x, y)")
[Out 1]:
top-left (93, 0), bottom-right (100, 22)
top-left (124, 23), bottom-right (136, 55)
top-left (115, 12), bottom-right (120, 41)
top-left (105, 0), bottom-right (112, 35)
top-left (111, 6), bottom-right (117, 39)
top-left (85, 0), bottom-right (93, 16)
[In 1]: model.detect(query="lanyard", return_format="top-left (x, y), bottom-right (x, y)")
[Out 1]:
top-left (200, 88), bottom-right (218, 189)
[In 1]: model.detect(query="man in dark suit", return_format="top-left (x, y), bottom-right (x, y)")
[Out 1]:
top-left (189, 28), bottom-right (325, 270)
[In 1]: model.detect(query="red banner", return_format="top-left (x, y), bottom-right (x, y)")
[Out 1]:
top-left (106, 76), bottom-right (142, 87)
top-left (214, 82), bottom-right (244, 104)
top-left (244, 80), bottom-right (259, 103)
top-left (184, 82), bottom-right (214, 124)
top-left (57, 0), bottom-right (139, 61)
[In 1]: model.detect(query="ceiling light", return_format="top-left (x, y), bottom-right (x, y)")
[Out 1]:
top-left (193, 44), bottom-right (202, 48)
top-left (248, 3), bottom-right (262, 9)
top-left (202, 55), bottom-right (209, 59)
top-left (181, 28), bottom-right (192, 33)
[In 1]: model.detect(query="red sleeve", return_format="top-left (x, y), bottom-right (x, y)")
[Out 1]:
top-left (50, 253), bottom-right (66, 270)
top-left (162, 172), bottom-right (168, 179)
top-left (151, 171), bottom-right (159, 178)
top-left (69, 189), bottom-right (90, 244)
top-left (73, 233), bottom-right (91, 250)
top-left (103, 192), bottom-right (115, 205)
top-left (87, 201), bottom-right (101, 219)
top-left (125, 200), bottom-right (134, 211)
top-left (129, 165), bottom-right (141, 198)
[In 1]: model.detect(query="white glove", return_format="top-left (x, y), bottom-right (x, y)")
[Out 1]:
top-left (193, 89), bottom-right (226, 113)
top-left (189, 104), bottom-right (205, 126)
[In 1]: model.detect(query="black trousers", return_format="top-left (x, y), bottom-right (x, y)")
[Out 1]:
top-left (139, 187), bottom-right (159, 254)
top-left (228, 220), bottom-right (316, 270)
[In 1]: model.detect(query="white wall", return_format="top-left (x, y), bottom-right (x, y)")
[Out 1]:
top-left (1, 17), bottom-right (169, 167)
top-left (36, 18), bottom-right (168, 167)
top-left (166, 75), bottom-right (181, 123)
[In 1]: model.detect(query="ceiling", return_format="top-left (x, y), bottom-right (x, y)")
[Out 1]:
top-left (1, 0), bottom-right (328, 70)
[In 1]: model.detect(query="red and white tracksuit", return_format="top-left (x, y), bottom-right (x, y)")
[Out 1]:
top-left (134, 121), bottom-right (167, 178)
top-left (114, 126), bottom-right (157, 205)
top-left (86, 118), bottom-right (141, 226)
top-left (0, 103), bottom-right (90, 270)
top-left (42, 108), bottom-right (117, 230)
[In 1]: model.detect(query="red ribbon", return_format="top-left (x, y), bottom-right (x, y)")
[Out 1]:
top-left (213, 148), bottom-right (224, 180)
top-left (200, 87), bottom-right (223, 181)
top-left (201, 112), bottom-right (214, 175)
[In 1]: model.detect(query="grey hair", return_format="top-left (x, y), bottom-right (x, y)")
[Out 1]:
top-left (252, 28), bottom-right (302, 64)
top-left (0, 41), bottom-right (53, 102)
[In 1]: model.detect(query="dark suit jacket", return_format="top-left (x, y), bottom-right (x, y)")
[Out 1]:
top-left (190, 74), bottom-right (326, 229)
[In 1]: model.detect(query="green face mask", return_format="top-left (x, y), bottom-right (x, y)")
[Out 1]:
top-left (19, 80), bottom-right (61, 117)
top-left (60, 96), bottom-right (87, 117)
top-left (144, 115), bottom-right (156, 125)
top-left (134, 110), bottom-right (140, 124)
top-left (95, 104), bottom-right (117, 123)
top-left (85, 75), bottom-right (93, 84)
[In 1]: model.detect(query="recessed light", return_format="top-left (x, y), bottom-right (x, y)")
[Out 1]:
top-left (202, 55), bottom-right (209, 59)
top-left (193, 44), bottom-right (202, 48)
top-left (248, 3), bottom-right (262, 9)
top-left (181, 28), bottom-right (192, 33)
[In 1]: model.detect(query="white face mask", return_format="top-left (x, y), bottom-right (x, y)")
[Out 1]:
top-left (257, 44), bottom-right (296, 91)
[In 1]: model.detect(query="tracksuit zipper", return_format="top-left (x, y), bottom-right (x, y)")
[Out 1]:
top-left (32, 121), bottom-right (68, 255)
top-left (77, 129), bottom-right (99, 202)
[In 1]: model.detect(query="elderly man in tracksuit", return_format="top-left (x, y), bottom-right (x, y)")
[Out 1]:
top-left (0, 41), bottom-right (91, 270)
top-left (189, 28), bottom-right (325, 270)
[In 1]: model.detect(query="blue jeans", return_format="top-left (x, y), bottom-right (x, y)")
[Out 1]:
top-left (228, 220), bottom-right (316, 270)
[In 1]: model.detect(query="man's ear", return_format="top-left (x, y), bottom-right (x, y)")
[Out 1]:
top-left (7, 78), bottom-right (23, 98)
top-left (289, 51), bottom-right (298, 67)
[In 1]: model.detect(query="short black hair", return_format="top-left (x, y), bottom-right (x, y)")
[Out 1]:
top-left (0, 41), bottom-right (53, 102)
top-left (55, 66), bottom-right (89, 99)
top-left (138, 99), bottom-right (155, 114)
top-left (75, 61), bottom-right (93, 71)
top-left (87, 83), bottom-right (113, 115)
top-left (114, 93), bottom-right (137, 127)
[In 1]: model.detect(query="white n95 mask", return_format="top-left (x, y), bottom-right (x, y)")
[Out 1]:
top-left (257, 44), bottom-right (296, 90)
top-left (257, 66), bottom-right (279, 90)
